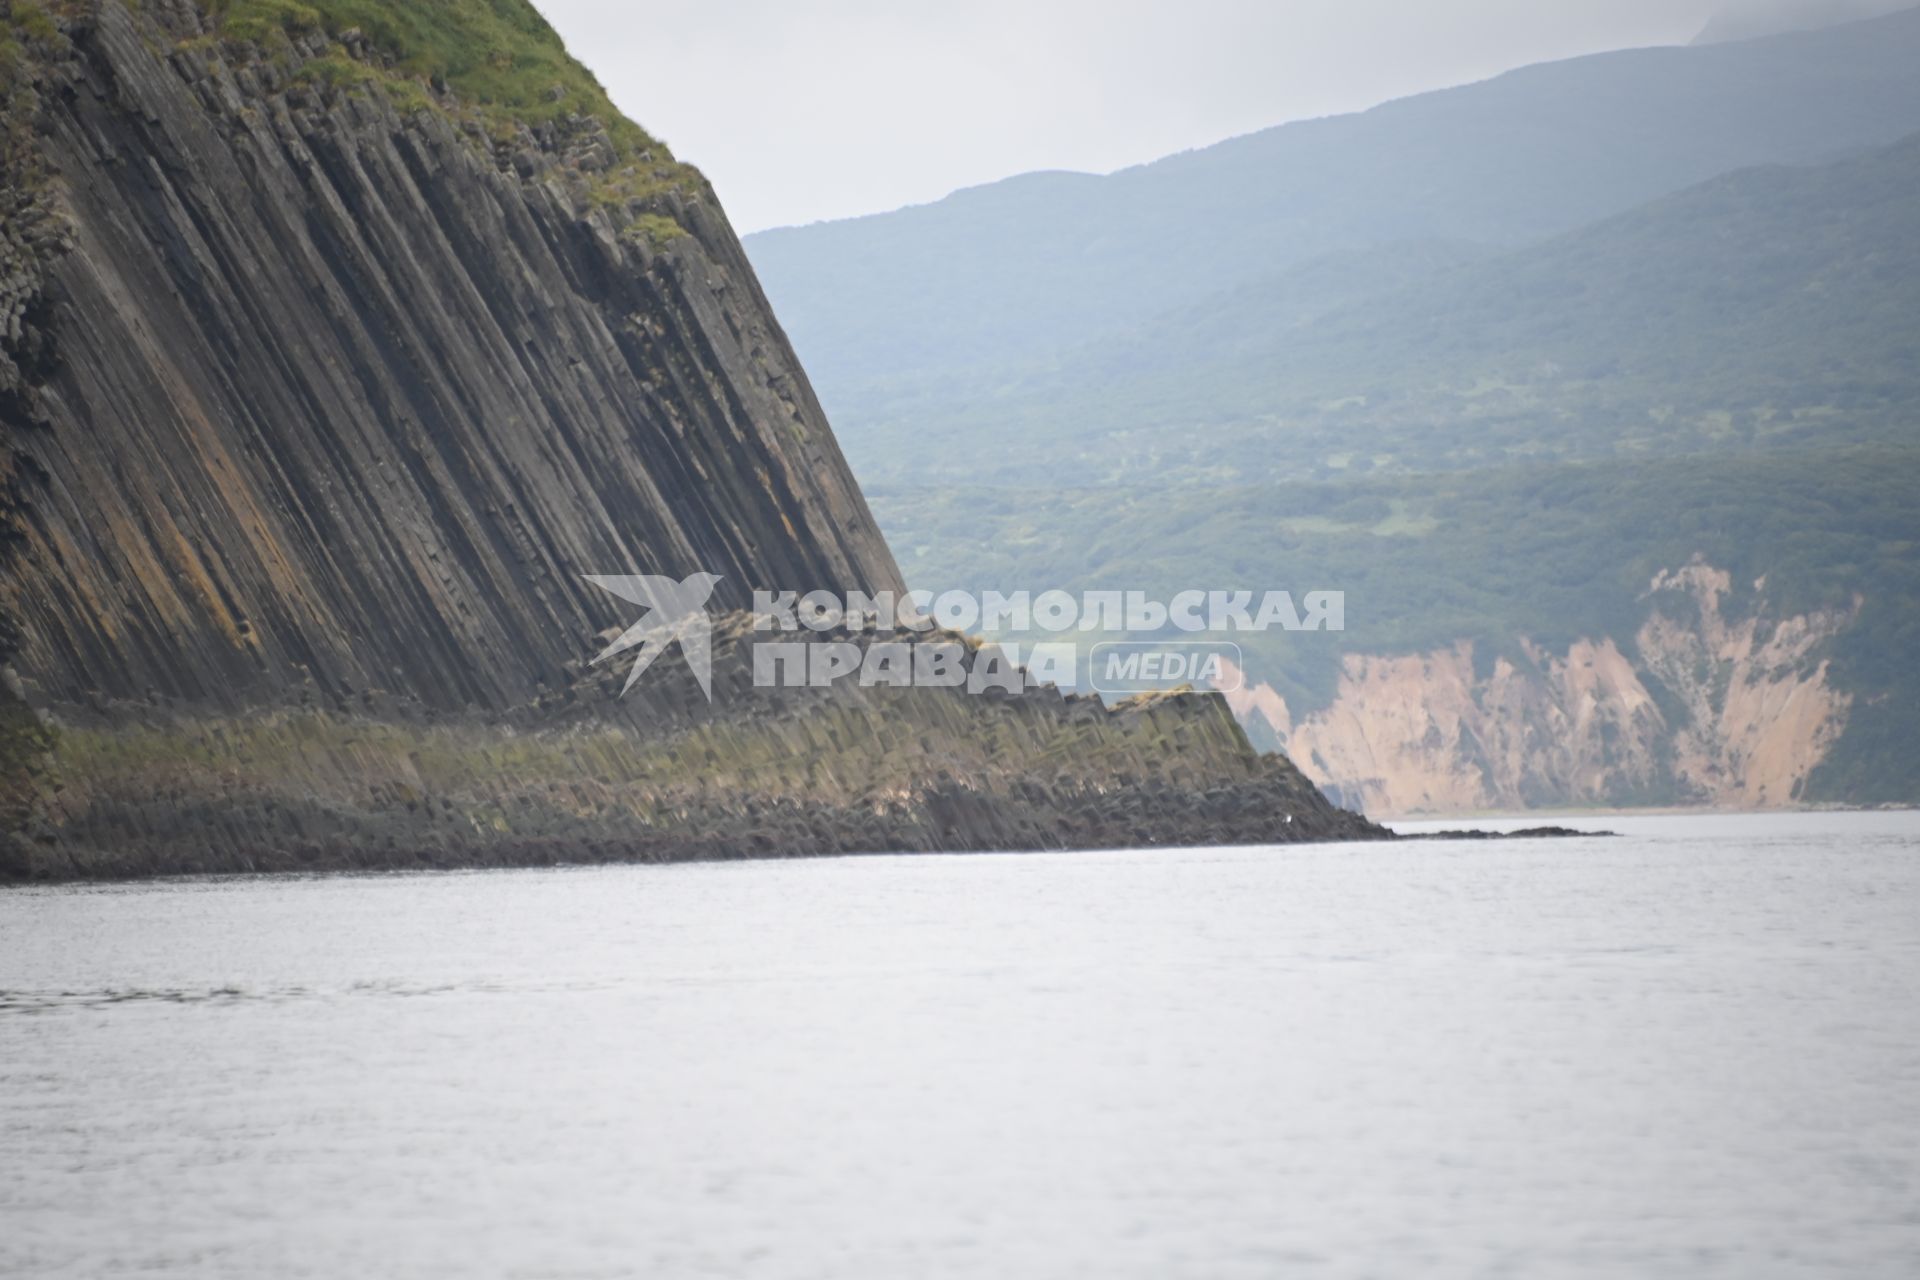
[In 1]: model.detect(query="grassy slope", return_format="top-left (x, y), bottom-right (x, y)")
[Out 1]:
top-left (198, 0), bottom-right (701, 223)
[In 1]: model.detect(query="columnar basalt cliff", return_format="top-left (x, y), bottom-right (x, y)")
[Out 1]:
top-left (0, 0), bottom-right (1384, 876)
top-left (6, 0), bottom-right (900, 713)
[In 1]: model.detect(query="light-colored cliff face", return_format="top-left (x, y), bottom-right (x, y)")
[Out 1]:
top-left (1221, 562), bottom-right (1855, 816)
top-left (1638, 563), bottom-right (1856, 810)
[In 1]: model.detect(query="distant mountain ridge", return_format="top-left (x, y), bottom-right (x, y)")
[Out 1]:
top-left (883, 130), bottom-right (1920, 488)
top-left (747, 5), bottom-right (1920, 412)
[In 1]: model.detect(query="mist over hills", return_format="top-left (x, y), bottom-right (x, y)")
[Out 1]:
top-left (859, 132), bottom-right (1920, 489)
top-left (748, 5), bottom-right (1920, 412)
top-left (1693, 0), bottom-right (1917, 45)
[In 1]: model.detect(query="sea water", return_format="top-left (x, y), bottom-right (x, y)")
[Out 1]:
top-left (3, 812), bottom-right (1916, 1278)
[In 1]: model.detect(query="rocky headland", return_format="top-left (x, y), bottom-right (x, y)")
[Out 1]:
top-left (0, 0), bottom-right (1389, 879)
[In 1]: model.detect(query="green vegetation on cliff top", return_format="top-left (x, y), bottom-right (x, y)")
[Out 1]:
top-left (209, 1), bottom-right (621, 128)
top-left (200, 0), bottom-right (698, 222)
top-left (2, 2), bottom-right (60, 82)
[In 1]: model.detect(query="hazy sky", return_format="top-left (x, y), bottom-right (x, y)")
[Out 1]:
top-left (535, 0), bottom-right (1846, 233)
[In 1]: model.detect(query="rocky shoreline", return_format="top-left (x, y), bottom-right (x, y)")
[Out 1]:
top-left (2, 615), bottom-right (1393, 882)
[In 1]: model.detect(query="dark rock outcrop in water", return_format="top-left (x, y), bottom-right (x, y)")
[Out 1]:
top-left (0, 0), bottom-right (1387, 879)
top-left (1419, 826), bottom-right (1609, 841)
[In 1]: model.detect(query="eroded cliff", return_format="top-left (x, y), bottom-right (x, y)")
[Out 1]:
top-left (1223, 560), bottom-right (1856, 815)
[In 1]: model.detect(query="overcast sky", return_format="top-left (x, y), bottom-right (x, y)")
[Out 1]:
top-left (534, 0), bottom-right (1851, 233)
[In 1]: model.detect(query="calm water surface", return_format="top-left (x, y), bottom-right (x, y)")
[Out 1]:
top-left (3, 812), bottom-right (1917, 1278)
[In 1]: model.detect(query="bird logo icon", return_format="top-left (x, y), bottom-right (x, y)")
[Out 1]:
top-left (584, 572), bottom-right (724, 699)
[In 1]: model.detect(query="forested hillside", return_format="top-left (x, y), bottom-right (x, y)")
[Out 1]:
top-left (775, 119), bottom-right (1920, 809)
top-left (837, 133), bottom-right (1920, 488)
